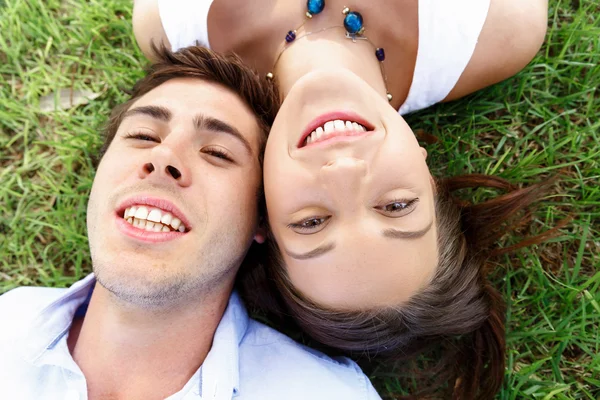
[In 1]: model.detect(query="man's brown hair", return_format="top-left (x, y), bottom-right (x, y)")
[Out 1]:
top-left (99, 45), bottom-right (279, 162)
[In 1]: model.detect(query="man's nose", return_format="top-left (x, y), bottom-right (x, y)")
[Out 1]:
top-left (320, 157), bottom-right (367, 203)
top-left (138, 144), bottom-right (192, 187)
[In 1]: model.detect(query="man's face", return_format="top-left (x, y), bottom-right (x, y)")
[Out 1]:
top-left (87, 78), bottom-right (264, 307)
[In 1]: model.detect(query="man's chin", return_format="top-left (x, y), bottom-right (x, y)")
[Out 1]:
top-left (94, 263), bottom-right (193, 309)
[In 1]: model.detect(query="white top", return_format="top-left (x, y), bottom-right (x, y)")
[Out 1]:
top-left (158, 0), bottom-right (490, 115)
top-left (0, 275), bottom-right (381, 400)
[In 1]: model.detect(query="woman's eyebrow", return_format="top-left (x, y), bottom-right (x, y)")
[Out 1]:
top-left (382, 219), bottom-right (434, 239)
top-left (284, 242), bottom-right (336, 260)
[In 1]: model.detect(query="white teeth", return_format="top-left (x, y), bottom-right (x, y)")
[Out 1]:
top-left (147, 208), bottom-right (162, 223)
top-left (123, 205), bottom-right (186, 232)
top-left (134, 206), bottom-right (149, 220)
top-left (323, 121), bottom-right (335, 133)
top-left (125, 206), bottom-right (136, 219)
top-left (160, 212), bottom-right (172, 225)
top-left (304, 120), bottom-right (370, 147)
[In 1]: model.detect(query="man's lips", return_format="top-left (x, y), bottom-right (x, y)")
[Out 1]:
top-left (115, 216), bottom-right (186, 243)
top-left (116, 195), bottom-right (192, 231)
top-left (113, 195), bottom-right (193, 243)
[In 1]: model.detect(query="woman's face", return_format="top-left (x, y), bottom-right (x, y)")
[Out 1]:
top-left (264, 68), bottom-right (438, 310)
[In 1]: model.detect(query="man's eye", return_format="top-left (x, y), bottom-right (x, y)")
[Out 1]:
top-left (375, 198), bottom-right (419, 217)
top-left (201, 146), bottom-right (234, 163)
top-left (288, 216), bottom-right (331, 235)
top-left (124, 132), bottom-right (159, 142)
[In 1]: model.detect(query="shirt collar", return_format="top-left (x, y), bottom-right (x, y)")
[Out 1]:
top-left (200, 290), bottom-right (248, 399)
top-left (20, 273), bottom-right (95, 367)
top-left (19, 274), bottom-right (249, 399)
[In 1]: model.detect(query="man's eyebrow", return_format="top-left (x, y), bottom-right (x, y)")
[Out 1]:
top-left (382, 219), bottom-right (434, 240)
top-left (194, 114), bottom-right (253, 156)
top-left (284, 242), bottom-right (336, 260)
top-left (123, 105), bottom-right (172, 122)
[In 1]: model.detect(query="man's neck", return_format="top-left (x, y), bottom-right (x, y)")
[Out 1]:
top-left (68, 282), bottom-right (232, 399)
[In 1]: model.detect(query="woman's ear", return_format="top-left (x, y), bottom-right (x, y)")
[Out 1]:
top-left (254, 222), bottom-right (267, 244)
top-left (421, 146), bottom-right (428, 160)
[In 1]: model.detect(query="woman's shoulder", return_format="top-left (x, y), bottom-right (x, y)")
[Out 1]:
top-left (444, 0), bottom-right (548, 101)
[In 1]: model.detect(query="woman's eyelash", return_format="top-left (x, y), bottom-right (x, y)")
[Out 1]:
top-left (380, 198), bottom-right (419, 212)
top-left (375, 197), bottom-right (419, 217)
top-left (288, 217), bottom-right (329, 231)
top-left (124, 132), bottom-right (158, 142)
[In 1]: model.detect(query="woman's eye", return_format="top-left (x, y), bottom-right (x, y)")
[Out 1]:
top-left (124, 132), bottom-right (159, 142)
top-left (288, 216), bottom-right (331, 235)
top-left (376, 198), bottom-right (419, 217)
top-left (202, 147), bottom-right (234, 163)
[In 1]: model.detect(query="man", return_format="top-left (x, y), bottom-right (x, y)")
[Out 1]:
top-left (0, 46), bottom-right (380, 399)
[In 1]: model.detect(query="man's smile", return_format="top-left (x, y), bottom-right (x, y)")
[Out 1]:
top-left (115, 195), bottom-right (192, 242)
top-left (124, 206), bottom-right (187, 232)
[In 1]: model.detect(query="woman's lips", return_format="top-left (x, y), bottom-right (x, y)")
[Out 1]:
top-left (298, 111), bottom-right (374, 148)
top-left (302, 128), bottom-right (373, 149)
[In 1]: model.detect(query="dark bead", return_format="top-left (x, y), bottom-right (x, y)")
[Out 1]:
top-left (285, 30), bottom-right (296, 43)
top-left (306, 0), bottom-right (325, 15)
top-left (343, 11), bottom-right (363, 35)
top-left (375, 48), bottom-right (385, 61)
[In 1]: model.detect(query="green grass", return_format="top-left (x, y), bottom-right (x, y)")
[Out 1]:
top-left (0, 0), bottom-right (598, 398)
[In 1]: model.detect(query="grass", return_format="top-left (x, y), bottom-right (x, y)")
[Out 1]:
top-left (0, 0), bottom-right (598, 398)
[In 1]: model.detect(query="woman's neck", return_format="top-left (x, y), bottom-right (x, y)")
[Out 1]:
top-left (274, 26), bottom-right (389, 102)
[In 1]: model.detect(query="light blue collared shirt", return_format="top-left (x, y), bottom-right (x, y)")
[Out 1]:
top-left (0, 275), bottom-right (381, 400)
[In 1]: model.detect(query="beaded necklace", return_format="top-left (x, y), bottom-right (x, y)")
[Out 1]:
top-left (266, 1), bottom-right (392, 102)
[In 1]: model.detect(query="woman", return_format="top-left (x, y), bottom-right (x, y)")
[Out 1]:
top-left (134, 0), bottom-right (548, 114)
top-left (132, 1), bottom-right (551, 397)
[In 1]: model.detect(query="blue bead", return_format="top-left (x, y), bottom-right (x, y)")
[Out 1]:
top-left (286, 30), bottom-right (296, 43)
top-left (375, 48), bottom-right (385, 61)
top-left (343, 11), bottom-right (363, 35)
top-left (306, 0), bottom-right (325, 15)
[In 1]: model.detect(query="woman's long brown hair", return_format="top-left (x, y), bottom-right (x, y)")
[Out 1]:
top-left (237, 174), bottom-right (563, 399)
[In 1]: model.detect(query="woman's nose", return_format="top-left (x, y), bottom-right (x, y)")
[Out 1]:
top-left (320, 157), bottom-right (367, 200)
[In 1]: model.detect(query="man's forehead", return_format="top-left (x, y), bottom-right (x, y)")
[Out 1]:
top-left (122, 78), bottom-right (262, 152)
top-left (129, 78), bottom-right (254, 123)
